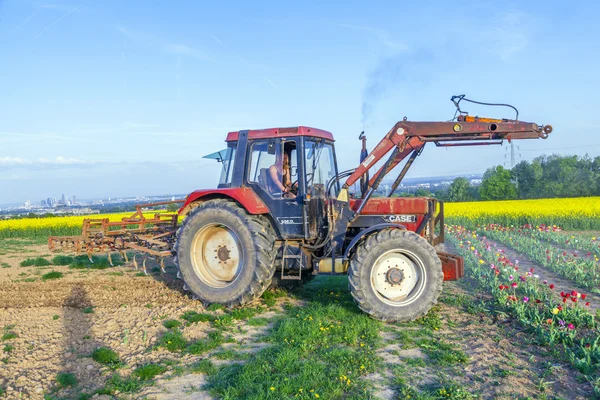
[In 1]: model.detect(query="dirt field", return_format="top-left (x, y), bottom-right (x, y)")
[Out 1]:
top-left (0, 239), bottom-right (596, 399)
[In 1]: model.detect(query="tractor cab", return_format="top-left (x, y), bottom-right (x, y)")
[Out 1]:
top-left (207, 126), bottom-right (339, 241)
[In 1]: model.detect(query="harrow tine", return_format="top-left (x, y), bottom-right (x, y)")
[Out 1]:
top-left (121, 251), bottom-right (129, 263)
top-left (160, 258), bottom-right (166, 274)
top-left (183, 283), bottom-right (189, 291)
top-left (87, 252), bottom-right (94, 264)
top-left (133, 254), bottom-right (140, 270)
top-left (107, 252), bottom-right (114, 267)
top-left (176, 270), bottom-right (182, 280)
top-left (143, 257), bottom-right (149, 276)
top-left (192, 294), bottom-right (199, 300)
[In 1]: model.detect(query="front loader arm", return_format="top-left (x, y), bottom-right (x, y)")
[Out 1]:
top-left (342, 117), bottom-right (552, 191)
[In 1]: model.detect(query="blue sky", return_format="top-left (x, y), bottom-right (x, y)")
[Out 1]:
top-left (1, 0), bottom-right (599, 205)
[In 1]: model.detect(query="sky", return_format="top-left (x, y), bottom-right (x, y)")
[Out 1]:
top-left (1, 0), bottom-right (599, 205)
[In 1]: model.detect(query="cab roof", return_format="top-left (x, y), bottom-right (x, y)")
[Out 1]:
top-left (226, 126), bottom-right (334, 142)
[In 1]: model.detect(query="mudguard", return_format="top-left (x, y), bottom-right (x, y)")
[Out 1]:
top-left (178, 188), bottom-right (269, 216)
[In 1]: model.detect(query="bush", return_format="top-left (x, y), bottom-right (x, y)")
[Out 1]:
top-left (56, 372), bottom-right (78, 388)
top-left (91, 347), bottom-right (120, 367)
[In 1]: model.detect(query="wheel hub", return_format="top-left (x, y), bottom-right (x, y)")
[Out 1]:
top-left (190, 224), bottom-right (243, 288)
top-left (370, 250), bottom-right (423, 305)
top-left (216, 245), bottom-right (231, 262)
top-left (386, 267), bottom-right (404, 285)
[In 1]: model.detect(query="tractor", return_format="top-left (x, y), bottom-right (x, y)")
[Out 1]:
top-left (49, 96), bottom-right (552, 322)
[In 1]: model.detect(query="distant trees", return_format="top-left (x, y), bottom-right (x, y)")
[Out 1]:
top-left (437, 154), bottom-right (600, 202)
top-left (446, 177), bottom-right (473, 202)
top-left (479, 166), bottom-right (517, 200)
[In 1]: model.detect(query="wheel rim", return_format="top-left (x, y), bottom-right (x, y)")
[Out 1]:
top-left (190, 223), bottom-right (244, 288)
top-left (370, 249), bottom-right (426, 307)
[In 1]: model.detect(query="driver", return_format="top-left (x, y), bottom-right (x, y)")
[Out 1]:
top-left (269, 152), bottom-right (296, 198)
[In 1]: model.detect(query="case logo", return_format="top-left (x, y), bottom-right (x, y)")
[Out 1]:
top-left (385, 215), bottom-right (417, 223)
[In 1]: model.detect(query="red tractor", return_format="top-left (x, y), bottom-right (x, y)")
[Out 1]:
top-left (50, 96), bottom-right (552, 322)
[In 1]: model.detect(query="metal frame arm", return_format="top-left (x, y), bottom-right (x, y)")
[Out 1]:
top-left (342, 118), bottom-right (551, 190)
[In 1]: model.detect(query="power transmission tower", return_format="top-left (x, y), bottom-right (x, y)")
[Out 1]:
top-left (504, 143), bottom-right (521, 169)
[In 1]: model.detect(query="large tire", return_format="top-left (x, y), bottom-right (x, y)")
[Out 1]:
top-left (175, 199), bottom-right (276, 307)
top-left (348, 229), bottom-right (443, 322)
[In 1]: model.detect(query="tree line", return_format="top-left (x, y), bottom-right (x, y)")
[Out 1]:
top-left (407, 154), bottom-right (600, 202)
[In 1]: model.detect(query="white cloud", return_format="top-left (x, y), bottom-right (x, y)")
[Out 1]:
top-left (38, 156), bottom-right (83, 165)
top-left (0, 157), bottom-right (29, 165)
top-left (0, 156), bottom-right (85, 166)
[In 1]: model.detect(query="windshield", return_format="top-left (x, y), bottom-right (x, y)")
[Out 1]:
top-left (304, 140), bottom-right (336, 194)
top-left (218, 146), bottom-right (236, 185)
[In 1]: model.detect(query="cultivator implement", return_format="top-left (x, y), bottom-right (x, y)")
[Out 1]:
top-left (48, 201), bottom-right (184, 275)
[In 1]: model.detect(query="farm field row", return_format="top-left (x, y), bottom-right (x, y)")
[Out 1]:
top-left (446, 226), bottom-right (600, 395)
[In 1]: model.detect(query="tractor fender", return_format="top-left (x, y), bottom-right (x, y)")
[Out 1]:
top-left (343, 223), bottom-right (407, 260)
top-left (178, 188), bottom-right (269, 217)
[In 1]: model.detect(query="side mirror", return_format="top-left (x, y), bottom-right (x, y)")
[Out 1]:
top-left (291, 166), bottom-right (298, 177)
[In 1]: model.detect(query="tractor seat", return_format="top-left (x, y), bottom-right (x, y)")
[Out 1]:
top-left (258, 168), bottom-right (282, 197)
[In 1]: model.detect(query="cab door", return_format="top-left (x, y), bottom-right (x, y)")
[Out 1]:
top-left (303, 139), bottom-right (338, 241)
top-left (245, 138), bottom-right (304, 239)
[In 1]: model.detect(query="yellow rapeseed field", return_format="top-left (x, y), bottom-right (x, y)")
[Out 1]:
top-left (0, 211), bottom-right (171, 238)
top-left (445, 197), bottom-right (600, 230)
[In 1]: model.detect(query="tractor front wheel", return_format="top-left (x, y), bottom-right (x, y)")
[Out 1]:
top-left (175, 199), bottom-right (276, 307)
top-left (348, 229), bottom-right (443, 322)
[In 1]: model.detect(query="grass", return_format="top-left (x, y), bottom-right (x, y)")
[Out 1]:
top-left (3, 344), bottom-right (14, 353)
top-left (1, 332), bottom-right (17, 341)
top-left (247, 317), bottom-right (270, 327)
top-left (261, 288), bottom-right (287, 307)
top-left (82, 306), bottom-right (94, 314)
top-left (20, 257), bottom-right (51, 267)
top-left (91, 347), bottom-right (121, 368)
top-left (41, 271), bottom-right (63, 281)
top-left (1, 262), bottom-right (10, 268)
top-left (205, 277), bottom-right (382, 399)
top-left (180, 311), bottom-right (215, 324)
top-left (190, 359), bottom-right (217, 375)
top-left (162, 319), bottom-right (182, 329)
top-left (56, 372), bottom-right (78, 388)
top-left (133, 363), bottom-right (167, 380)
top-left (158, 330), bottom-right (188, 352)
top-left (52, 255), bottom-right (75, 265)
top-left (100, 374), bottom-right (143, 394)
top-left (186, 331), bottom-right (225, 355)
top-left (69, 255), bottom-right (121, 270)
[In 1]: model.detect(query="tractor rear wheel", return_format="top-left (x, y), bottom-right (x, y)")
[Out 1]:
top-left (348, 228), bottom-right (443, 322)
top-left (175, 199), bottom-right (276, 307)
